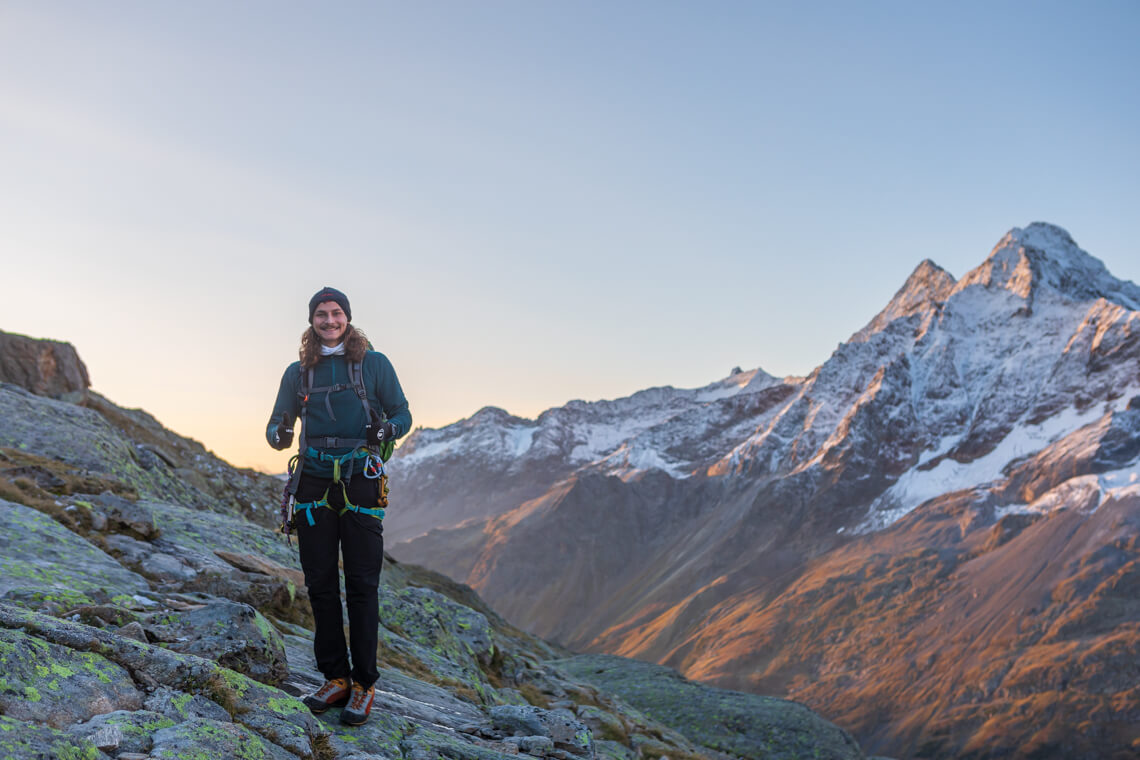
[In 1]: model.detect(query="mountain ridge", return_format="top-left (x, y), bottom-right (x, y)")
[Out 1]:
top-left (388, 222), bottom-right (1140, 759)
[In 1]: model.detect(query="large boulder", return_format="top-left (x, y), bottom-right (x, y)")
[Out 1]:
top-left (0, 330), bottom-right (89, 398)
top-left (143, 597), bottom-right (289, 686)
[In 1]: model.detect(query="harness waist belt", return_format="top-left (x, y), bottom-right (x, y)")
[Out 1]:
top-left (308, 437), bottom-right (368, 449)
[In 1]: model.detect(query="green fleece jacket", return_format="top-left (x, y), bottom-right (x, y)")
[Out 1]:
top-left (266, 350), bottom-right (412, 479)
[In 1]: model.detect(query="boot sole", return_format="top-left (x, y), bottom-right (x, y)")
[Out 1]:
top-left (303, 694), bottom-right (350, 714)
top-left (340, 711), bottom-right (370, 726)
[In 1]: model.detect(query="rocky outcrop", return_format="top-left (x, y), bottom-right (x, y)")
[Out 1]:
top-left (0, 380), bottom-right (282, 528)
top-left (0, 330), bottom-right (90, 398)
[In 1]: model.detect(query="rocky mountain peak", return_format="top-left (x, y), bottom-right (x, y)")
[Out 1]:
top-left (954, 222), bottom-right (1140, 308)
top-left (854, 258), bottom-right (957, 341)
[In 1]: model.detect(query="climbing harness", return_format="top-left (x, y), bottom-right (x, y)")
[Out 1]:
top-left (280, 358), bottom-right (393, 538)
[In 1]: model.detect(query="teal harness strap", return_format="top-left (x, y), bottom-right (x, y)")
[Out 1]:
top-left (342, 504), bottom-right (385, 519)
top-left (294, 497), bottom-right (328, 526)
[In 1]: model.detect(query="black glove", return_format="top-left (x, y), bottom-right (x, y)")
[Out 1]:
top-left (369, 421), bottom-right (395, 445)
top-left (272, 417), bottom-right (294, 450)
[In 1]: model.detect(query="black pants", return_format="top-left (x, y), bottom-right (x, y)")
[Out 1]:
top-left (295, 471), bottom-right (384, 689)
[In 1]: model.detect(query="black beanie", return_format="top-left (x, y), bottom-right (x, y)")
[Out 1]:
top-left (308, 287), bottom-right (352, 323)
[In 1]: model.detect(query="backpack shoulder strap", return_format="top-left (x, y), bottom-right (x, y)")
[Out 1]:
top-left (287, 366), bottom-right (315, 495)
top-left (352, 361), bottom-right (376, 422)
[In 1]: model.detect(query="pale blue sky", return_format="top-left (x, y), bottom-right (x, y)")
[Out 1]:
top-left (1, 1), bottom-right (1137, 471)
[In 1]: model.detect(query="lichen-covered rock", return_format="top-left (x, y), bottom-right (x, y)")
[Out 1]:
top-left (67, 709), bottom-right (178, 754)
top-left (0, 498), bottom-right (149, 612)
top-left (0, 385), bottom-right (210, 508)
top-left (146, 686), bottom-right (234, 723)
top-left (489, 705), bottom-right (593, 757)
top-left (401, 724), bottom-right (527, 760)
top-left (552, 654), bottom-right (865, 760)
top-left (593, 739), bottom-right (637, 760)
top-left (150, 717), bottom-right (299, 760)
top-left (0, 714), bottom-right (101, 760)
top-left (143, 596), bottom-right (288, 686)
top-left (0, 601), bottom-right (328, 757)
top-left (377, 584), bottom-right (498, 697)
top-left (120, 497), bottom-right (301, 570)
top-left (0, 627), bottom-right (144, 728)
top-left (574, 705), bottom-right (628, 744)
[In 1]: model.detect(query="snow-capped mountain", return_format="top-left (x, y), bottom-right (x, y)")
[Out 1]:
top-left (391, 222), bottom-right (1138, 544)
top-left (387, 223), bottom-right (1140, 759)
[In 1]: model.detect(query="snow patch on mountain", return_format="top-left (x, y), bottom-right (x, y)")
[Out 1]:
top-left (995, 459), bottom-right (1140, 519)
top-left (859, 388), bottom-right (1140, 533)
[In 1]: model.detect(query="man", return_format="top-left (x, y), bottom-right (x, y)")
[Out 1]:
top-left (266, 286), bottom-right (411, 725)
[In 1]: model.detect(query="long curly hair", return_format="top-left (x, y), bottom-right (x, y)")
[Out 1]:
top-left (300, 324), bottom-right (370, 369)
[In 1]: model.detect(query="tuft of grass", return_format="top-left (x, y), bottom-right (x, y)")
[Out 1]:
top-left (516, 682), bottom-right (554, 709)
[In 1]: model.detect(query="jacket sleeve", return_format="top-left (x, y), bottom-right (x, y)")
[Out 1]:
top-left (371, 353), bottom-right (412, 438)
top-left (266, 364), bottom-right (301, 447)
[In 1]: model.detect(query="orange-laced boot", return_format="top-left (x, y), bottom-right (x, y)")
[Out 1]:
top-left (340, 681), bottom-right (375, 725)
top-left (302, 677), bottom-right (351, 714)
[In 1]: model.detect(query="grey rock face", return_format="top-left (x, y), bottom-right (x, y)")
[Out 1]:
top-left (0, 498), bottom-right (149, 611)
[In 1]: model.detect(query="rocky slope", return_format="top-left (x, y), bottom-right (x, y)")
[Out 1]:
top-left (388, 223), bottom-right (1140, 759)
top-left (0, 335), bottom-right (865, 759)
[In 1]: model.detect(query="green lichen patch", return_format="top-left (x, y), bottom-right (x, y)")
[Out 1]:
top-left (0, 714), bottom-right (102, 760)
top-left (0, 627), bottom-right (144, 728)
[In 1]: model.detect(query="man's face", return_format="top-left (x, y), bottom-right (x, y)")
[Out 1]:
top-left (312, 301), bottom-right (348, 347)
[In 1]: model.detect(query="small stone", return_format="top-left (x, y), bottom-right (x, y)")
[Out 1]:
top-left (117, 621), bottom-right (149, 643)
top-left (518, 735), bottom-right (556, 755)
top-left (89, 724), bottom-right (123, 750)
top-left (89, 509), bottom-right (108, 531)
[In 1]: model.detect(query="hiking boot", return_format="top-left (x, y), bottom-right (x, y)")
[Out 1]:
top-left (340, 682), bottom-right (375, 725)
top-left (302, 677), bottom-right (351, 714)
